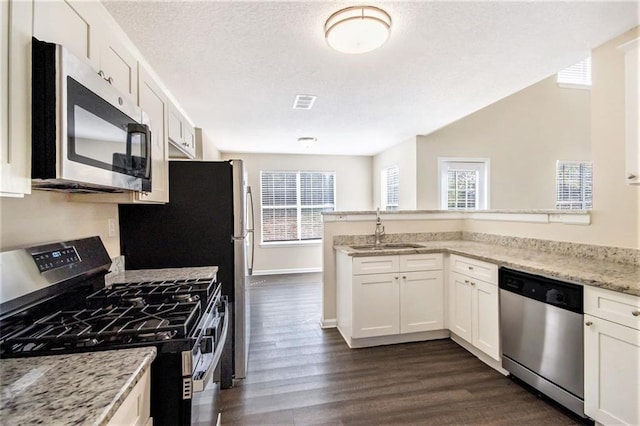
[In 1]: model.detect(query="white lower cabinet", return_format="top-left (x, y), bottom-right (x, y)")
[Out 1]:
top-left (448, 255), bottom-right (500, 361)
top-left (584, 287), bottom-right (640, 425)
top-left (107, 369), bottom-right (152, 426)
top-left (337, 252), bottom-right (444, 343)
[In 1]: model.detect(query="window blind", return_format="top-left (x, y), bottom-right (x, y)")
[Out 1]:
top-left (447, 170), bottom-right (478, 209)
top-left (556, 161), bottom-right (593, 210)
top-left (557, 57), bottom-right (591, 87)
top-left (383, 166), bottom-right (399, 210)
top-left (260, 171), bottom-right (335, 242)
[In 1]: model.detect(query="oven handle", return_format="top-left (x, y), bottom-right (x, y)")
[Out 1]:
top-left (192, 298), bottom-right (229, 393)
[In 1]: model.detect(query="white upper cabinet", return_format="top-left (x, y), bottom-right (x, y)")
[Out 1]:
top-left (34, 1), bottom-right (138, 105)
top-left (1, 0), bottom-right (32, 197)
top-left (137, 64), bottom-right (169, 203)
top-left (33, 0), bottom-right (100, 68)
top-left (168, 103), bottom-right (196, 159)
top-left (619, 37), bottom-right (640, 185)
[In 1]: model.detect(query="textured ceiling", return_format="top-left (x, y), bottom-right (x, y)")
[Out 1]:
top-left (102, 1), bottom-right (639, 156)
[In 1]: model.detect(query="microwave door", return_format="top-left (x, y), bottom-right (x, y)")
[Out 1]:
top-left (125, 123), bottom-right (152, 180)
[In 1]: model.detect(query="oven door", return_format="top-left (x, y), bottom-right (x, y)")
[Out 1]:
top-left (190, 297), bottom-right (229, 425)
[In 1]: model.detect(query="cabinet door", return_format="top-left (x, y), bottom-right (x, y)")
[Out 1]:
top-left (98, 33), bottom-right (138, 105)
top-left (352, 273), bottom-right (399, 338)
top-left (184, 123), bottom-right (196, 157)
top-left (138, 65), bottom-right (169, 203)
top-left (0, 0), bottom-right (32, 197)
top-left (620, 38), bottom-right (640, 185)
top-left (449, 271), bottom-right (473, 343)
top-left (33, 0), bottom-right (100, 68)
top-left (168, 106), bottom-right (183, 144)
top-left (471, 279), bottom-right (500, 361)
top-left (584, 314), bottom-right (640, 425)
top-left (400, 271), bottom-right (443, 334)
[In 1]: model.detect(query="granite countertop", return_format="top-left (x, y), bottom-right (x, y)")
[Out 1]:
top-left (0, 347), bottom-right (156, 425)
top-left (106, 266), bottom-right (218, 285)
top-left (335, 240), bottom-right (640, 296)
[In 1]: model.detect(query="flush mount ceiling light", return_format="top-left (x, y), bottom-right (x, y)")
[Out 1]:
top-left (298, 137), bottom-right (317, 148)
top-left (324, 5), bottom-right (392, 54)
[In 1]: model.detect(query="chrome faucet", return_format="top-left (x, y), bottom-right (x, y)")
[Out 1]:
top-left (374, 208), bottom-right (385, 246)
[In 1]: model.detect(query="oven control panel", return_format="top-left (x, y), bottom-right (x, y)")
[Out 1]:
top-left (32, 247), bottom-right (81, 272)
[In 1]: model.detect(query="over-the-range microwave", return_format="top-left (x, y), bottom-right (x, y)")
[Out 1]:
top-left (31, 37), bottom-right (152, 193)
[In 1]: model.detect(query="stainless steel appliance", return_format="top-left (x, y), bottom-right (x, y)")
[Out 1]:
top-left (499, 268), bottom-right (585, 417)
top-left (31, 38), bottom-right (152, 193)
top-left (118, 160), bottom-right (255, 386)
top-left (0, 237), bottom-right (228, 425)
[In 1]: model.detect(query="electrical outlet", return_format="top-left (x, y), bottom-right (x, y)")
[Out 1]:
top-left (108, 219), bottom-right (116, 238)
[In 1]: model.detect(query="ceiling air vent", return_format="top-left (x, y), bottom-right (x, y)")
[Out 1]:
top-left (293, 94), bottom-right (316, 110)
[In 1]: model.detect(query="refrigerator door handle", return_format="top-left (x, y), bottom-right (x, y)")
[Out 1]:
top-left (247, 186), bottom-right (255, 276)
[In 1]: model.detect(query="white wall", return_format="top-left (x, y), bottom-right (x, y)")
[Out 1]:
top-left (0, 191), bottom-right (120, 257)
top-left (372, 137), bottom-right (417, 210)
top-left (415, 76), bottom-right (591, 210)
top-left (221, 152), bottom-right (372, 274)
top-left (201, 130), bottom-right (222, 161)
top-left (465, 27), bottom-right (640, 250)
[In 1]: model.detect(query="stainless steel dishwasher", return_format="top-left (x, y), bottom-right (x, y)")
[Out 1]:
top-left (499, 268), bottom-right (586, 418)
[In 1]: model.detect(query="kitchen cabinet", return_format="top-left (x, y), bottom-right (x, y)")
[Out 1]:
top-left (0, 0), bottom-right (32, 197)
top-left (584, 287), bottom-right (640, 425)
top-left (34, 1), bottom-right (138, 105)
top-left (448, 255), bottom-right (500, 361)
top-left (107, 369), bottom-right (152, 426)
top-left (336, 252), bottom-right (444, 344)
top-left (168, 104), bottom-right (196, 159)
top-left (619, 37), bottom-right (640, 185)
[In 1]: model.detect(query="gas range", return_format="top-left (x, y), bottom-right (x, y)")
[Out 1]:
top-left (0, 237), bottom-right (228, 425)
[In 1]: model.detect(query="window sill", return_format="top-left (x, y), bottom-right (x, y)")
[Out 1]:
top-left (260, 240), bottom-right (323, 248)
top-left (557, 82), bottom-right (591, 90)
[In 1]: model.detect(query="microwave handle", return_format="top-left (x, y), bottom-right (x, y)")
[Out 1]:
top-left (126, 123), bottom-right (152, 180)
top-left (143, 125), bottom-right (151, 179)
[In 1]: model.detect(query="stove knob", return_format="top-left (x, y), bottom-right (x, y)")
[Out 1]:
top-left (200, 336), bottom-right (213, 354)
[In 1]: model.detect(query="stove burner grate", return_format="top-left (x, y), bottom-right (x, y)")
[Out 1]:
top-left (1, 302), bottom-right (200, 354)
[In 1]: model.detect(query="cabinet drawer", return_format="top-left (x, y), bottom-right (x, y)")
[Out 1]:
top-left (449, 254), bottom-right (498, 284)
top-left (353, 256), bottom-right (399, 275)
top-left (399, 253), bottom-right (443, 272)
top-left (585, 287), bottom-right (640, 330)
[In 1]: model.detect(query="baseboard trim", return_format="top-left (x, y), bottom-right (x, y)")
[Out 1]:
top-left (341, 329), bottom-right (450, 349)
top-left (252, 267), bottom-right (322, 276)
top-left (450, 333), bottom-right (508, 375)
top-left (320, 318), bottom-right (337, 329)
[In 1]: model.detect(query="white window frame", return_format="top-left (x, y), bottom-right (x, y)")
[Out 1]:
top-left (556, 160), bottom-right (593, 210)
top-left (381, 165), bottom-right (399, 211)
top-left (438, 158), bottom-right (490, 210)
top-left (557, 57), bottom-right (592, 90)
top-left (259, 170), bottom-right (336, 245)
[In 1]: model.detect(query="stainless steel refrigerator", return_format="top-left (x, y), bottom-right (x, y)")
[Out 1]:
top-left (118, 160), bottom-right (254, 385)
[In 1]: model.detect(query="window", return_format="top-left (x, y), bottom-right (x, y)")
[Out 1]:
top-left (557, 57), bottom-right (592, 88)
top-left (381, 166), bottom-right (399, 210)
top-left (556, 161), bottom-right (593, 210)
top-left (260, 171), bottom-right (335, 243)
top-left (438, 158), bottom-right (489, 210)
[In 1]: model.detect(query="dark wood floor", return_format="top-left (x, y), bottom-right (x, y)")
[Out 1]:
top-left (220, 273), bottom-right (581, 425)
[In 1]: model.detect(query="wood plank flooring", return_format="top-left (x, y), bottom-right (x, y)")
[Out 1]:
top-left (220, 273), bottom-right (583, 425)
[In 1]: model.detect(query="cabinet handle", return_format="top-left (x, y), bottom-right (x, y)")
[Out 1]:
top-left (394, 276), bottom-right (398, 280)
top-left (98, 70), bottom-right (105, 79)
top-left (585, 321), bottom-right (593, 326)
top-left (464, 280), bottom-right (470, 284)
top-left (468, 266), bottom-right (474, 270)
top-left (402, 275), bottom-right (406, 280)
top-left (632, 310), bottom-right (640, 317)
top-left (470, 282), bottom-right (476, 286)
top-left (628, 173), bottom-right (637, 180)
top-left (107, 76), bottom-right (114, 85)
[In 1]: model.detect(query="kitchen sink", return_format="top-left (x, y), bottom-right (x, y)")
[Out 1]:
top-left (350, 243), bottom-right (424, 250)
